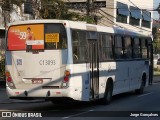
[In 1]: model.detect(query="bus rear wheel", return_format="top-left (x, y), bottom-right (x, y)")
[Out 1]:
top-left (135, 75), bottom-right (146, 94)
top-left (100, 81), bottom-right (113, 105)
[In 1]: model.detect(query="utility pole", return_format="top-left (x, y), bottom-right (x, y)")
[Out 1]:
top-left (86, 0), bottom-right (90, 23)
top-left (158, 3), bottom-right (160, 18)
top-left (158, 3), bottom-right (160, 28)
top-left (157, 3), bottom-right (160, 42)
top-left (86, 0), bottom-right (98, 24)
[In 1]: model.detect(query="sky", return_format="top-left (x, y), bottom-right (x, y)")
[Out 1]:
top-left (153, 0), bottom-right (160, 20)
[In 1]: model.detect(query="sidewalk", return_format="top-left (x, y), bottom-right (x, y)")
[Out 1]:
top-left (153, 76), bottom-right (160, 83)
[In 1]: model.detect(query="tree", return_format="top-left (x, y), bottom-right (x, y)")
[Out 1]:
top-left (1, 0), bottom-right (96, 23)
top-left (39, 0), bottom-right (95, 23)
top-left (39, 0), bottom-right (73, 19)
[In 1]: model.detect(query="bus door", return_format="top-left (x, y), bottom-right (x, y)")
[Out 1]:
top-left (88, 39), bottom-right (99, 99)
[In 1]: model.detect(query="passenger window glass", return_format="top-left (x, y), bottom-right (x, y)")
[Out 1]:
top-left (44, 24), bottom-right (67, 49)
top-left (141, 38), bottom-right (148, 58)
top-left (124, 37), bottom-right (132, 58)
top-left (115, 36), bottom-right (123, 59)
top-left (101, 34), bottom-right (113, 60)
top-left (72, 30), bottom-right (87, 63)
top-left (133, 38), bottom-right (141, 58)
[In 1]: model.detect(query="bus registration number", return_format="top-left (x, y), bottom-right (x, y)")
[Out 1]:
top-left (32, 79), bottom-right (43, 84)
top-left (39, 60), bottom-right (56, 65)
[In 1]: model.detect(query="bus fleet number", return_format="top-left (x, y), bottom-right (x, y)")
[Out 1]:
top-left (39, 60), bottom-right (56, 65)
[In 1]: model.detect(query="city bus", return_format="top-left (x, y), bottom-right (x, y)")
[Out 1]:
top-left (5, 20), bottom-right (153, 104)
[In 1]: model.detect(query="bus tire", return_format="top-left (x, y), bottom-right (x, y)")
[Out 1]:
top-left (100, 81), bottom-right (113, 105)
top-left (135, 74), bottom-right (146, 94)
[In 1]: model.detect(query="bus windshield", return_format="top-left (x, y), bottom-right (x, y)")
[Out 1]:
top-left (7, 23), bottom-right (67, 51)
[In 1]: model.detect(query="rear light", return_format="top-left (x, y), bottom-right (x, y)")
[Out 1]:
top-left (64, 76), bottom-right (69, 83)
top-left (5, 71), bottom-right (10, 77)
top-left (5, 71), bottom-right (16, 89)
top-left (65, 70), bottom-right (70, 77)
top-left (63, 70), bottom-right (71, 86)
top-left (7, 77), bottom-right (12, 82)
top-left (47, 90), bottom-right (50, 97)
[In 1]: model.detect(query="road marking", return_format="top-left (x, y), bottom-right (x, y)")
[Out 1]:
top-left (138, 92), bottom-right (153, 97)
top-left (62, 109), bottom-right (94, 119)
top-left (0, 110), bottom-right (19, 112)
top-left (0, 100), bottom-right (46, 104)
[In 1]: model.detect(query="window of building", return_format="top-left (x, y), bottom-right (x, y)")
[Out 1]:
top-left (72, 30), bottom-right (87, 63)
top-left (116, 2), bottom-right (129, 23)
top-left (129, 6), bottom-right (141, 26)
top-left (114, 35), bottom-right (123, 59)
top-left (133, 37), bottom-right (141, 58)
top-left (142, 11), bottom-right (151, 28)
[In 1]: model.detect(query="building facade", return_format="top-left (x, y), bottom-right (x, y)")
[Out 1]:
top-left (64, 0), bottom-right (153, 36)
top-left (0, 0), bottom-right (154, 36)
top-left (0, 3), bottom-right (32, 28)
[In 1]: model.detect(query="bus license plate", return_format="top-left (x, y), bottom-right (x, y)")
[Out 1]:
top-left (32, 79), bottom-right (43, 84)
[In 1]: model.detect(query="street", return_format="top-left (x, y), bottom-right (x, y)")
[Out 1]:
top-left (0, 77), bottom-right (160, 120)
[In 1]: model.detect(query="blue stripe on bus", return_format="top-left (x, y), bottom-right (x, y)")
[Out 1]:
top-left (6, 51), bottom-right (12, 65)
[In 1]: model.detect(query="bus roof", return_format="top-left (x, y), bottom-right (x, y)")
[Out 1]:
top-left (8, 19), bottom-right (148, 37)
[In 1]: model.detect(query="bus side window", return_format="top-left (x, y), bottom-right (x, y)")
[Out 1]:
top-left (141, 38), bottom-right (148, 59)
top-left (133, 37), bottom-right (141, 58)
top-left (102, 34), bottom-right (113, 60)
top-left (73, 47), bottom-right (78, 60)
top-left (114, 35), bottom-right (123, 59)
top-left (124, 36), bottom-right (132, 59)
top-left (72, 30), bottom-right (87, 63)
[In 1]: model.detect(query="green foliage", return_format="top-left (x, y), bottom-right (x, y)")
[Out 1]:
top-left (39, 0), bottom-right (96, 24)
top-left (40, 0), bottom-right (69, 19)
top-left (0, 58), bottom-right (5, 77)
top-left (2, 0), bottom-right (97, 24)
top-left (153, 40), bottom-right (160, 54)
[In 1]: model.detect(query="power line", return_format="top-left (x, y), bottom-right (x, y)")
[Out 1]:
top-left (66, 0), bottom-right (152, 32)
top-left (99, 8), bottom-right (151, 32)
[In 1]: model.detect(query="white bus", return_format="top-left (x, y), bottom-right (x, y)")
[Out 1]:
top-left (5, 20), bottom-right (153, 104)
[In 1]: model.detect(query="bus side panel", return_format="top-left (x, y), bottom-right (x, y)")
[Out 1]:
top-left (69, 64), bottom-right (90, 101)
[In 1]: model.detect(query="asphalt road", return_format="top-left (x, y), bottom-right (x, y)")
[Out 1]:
top-left (0, 77), bottom-right (160, 120)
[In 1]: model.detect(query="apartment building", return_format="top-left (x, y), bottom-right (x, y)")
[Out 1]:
top-left (64, 0), bottom-right (153, 36)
